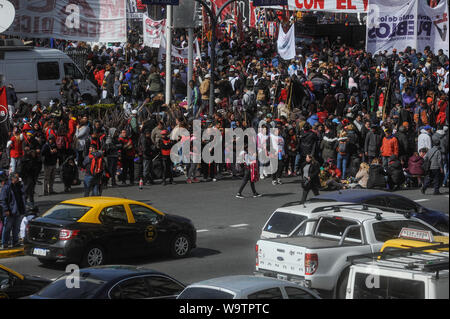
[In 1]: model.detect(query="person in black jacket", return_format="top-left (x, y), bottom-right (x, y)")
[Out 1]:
top-left (41, 136), bottom-right (58, 196)
top-left (16, 147), bottom-right (39, 208)
top-left (299, 154), bottom-right (321, 204)
top-left (138, 129), bottom-right (155, 185)
top-left (298, 123), bottom-right (318, 163)
top-left (61, 156), bottom-right (78, 193)
top-left (367, 158), bottom-right (387, 189)
top-left (387, 155), bottom-right (405, 190)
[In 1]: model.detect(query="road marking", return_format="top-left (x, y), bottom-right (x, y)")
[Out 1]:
top-left (196, 229), bottom-right (209, 233)
top-left (229, 224), bottom-right (249, 228)
top-left (414, 199), bottom-right (429, 203)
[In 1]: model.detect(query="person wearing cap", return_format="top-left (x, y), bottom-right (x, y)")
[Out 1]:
top-left (1, 172), bottom-right (26, 249)
top-left (158, 130), bottom-right (174, 185)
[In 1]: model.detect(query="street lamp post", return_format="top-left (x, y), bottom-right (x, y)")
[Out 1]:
top-left (193, 0), bottom-right (240, 117)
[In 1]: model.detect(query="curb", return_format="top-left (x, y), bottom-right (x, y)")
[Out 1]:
top-left (0, 248), bottom-right (25, 259)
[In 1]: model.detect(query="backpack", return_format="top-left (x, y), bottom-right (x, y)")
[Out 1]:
top-left (338, 140), bottom-right (348, 154)
top-left (56, 136), bottom-right (66, 150)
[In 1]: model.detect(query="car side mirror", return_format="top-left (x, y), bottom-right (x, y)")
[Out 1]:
top-left (418, 207), bottom-right (425, 214)
top-left (0, 279), bottom-right (10, 291)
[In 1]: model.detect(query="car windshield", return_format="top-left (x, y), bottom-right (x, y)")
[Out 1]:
top-left (36, 275), bottom-right (106, 299)
top-left (264, 212), bottom-right (307, 235)
top-left (178, 287), bottom-right (234, 299)
top-left (42, 204), bottom-right (92, 222)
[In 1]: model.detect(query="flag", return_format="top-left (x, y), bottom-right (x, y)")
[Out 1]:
top-left (277, 24), bottom-right (295, 60)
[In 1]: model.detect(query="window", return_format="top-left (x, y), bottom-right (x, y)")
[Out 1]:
top-left (285, 287), bottom-right (316, 299)
top-left (0, 269), bottom-right (10, 284)
top-left (144, 276), bottom-right (184, 298)
top-left (264, 212), bottom-right (307, 235)
top-left (248, 288), bottom-right (283, 299)
top-left (373, 220), bottom-right (440, 242)
top-left (109, 278), bottom-right (151, 299)
top-left (37, 275), bottom-right (105, 299)
top-left (353, 273), bottom-right (425, 299)
top-left (37, 62), bottom-right (60, 80)
top-left (316, 217), bottom-right (361, 241)
top-left (129, 205), bottom-right (160, 224)
top-left (178, 287), bottom-right (234, 299)
top-left (42, 204), bottom-right (92, 222)
top-left (387, 196), bottom-right (418, 212)
top-left (99, 205), bottom-right (129, 225)
top-left (64, 63), bottom-right (83, 79)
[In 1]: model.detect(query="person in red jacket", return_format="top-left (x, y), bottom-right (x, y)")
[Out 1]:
top-left (67, 113), bottom-right (77, 144)
top-left (7, 128), bottom-right (24, 173)
top-left (405, 150), bottom-right (426, 187)
top-left (380, 128), bottom-right (399, 168)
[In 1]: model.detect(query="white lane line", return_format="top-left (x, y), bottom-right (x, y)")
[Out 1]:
top-left (414, 199), bottom-right (429, 203)
top-left (196, 229), bottom-right (209, 233)
top-left (230, 224), bottom-right (249, 228)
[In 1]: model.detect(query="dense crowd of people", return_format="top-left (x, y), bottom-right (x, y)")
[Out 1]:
top-left (0, 22), bottom-right (449, 249)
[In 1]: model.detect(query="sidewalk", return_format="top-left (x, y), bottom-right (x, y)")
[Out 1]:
top-left (0, 247), bottom-right (24, 259)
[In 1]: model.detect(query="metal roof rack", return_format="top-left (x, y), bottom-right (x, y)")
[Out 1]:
top-left (347, 244), bottom-right (449, 277)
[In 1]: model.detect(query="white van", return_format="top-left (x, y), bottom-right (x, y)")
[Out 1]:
top-left (0, 40), bottom-right (98, 106)
top-left (346, 245), bottom-right (449, 299)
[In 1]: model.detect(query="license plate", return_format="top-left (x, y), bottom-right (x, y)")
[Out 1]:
top-left (277, 274), bottom-right (288, 281)
top-left (33, 248), bottom-right (48, 257)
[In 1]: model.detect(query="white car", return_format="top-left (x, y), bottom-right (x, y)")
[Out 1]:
top-left (177, 275), bottom-right (321, 299)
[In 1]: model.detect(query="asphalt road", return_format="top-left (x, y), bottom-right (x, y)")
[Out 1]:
top-left (1, 172), bottom-right (449, 288)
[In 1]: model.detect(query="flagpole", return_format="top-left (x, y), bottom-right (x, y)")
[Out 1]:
top-left (165, 5), bottom-right (173, 105)
top-left (187, 27), bottom-right (194, 107)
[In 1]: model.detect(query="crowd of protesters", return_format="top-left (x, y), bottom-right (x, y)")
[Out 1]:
top-left (1, 20), bottom-right (449, 248)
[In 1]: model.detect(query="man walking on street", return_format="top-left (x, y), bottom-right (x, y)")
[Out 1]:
top-left (1, 173), bottom-right (26, 249)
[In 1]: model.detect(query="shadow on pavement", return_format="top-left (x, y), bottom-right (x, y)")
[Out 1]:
top-left (261, 192), bottom-right (296, 198)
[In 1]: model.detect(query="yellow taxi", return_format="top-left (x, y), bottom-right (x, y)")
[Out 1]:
top-left (24, 197), bottom-right (197, 267)
top-left (0, 264), bottom-right (51, 298)
top-left (381, 228), bottom-right (449, 253)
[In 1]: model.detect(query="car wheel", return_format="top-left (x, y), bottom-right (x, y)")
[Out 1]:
top-left (82, 245), bottom-right (106, 267)
top-left (81, 94), bottom-right (94, 105)
top-left (336, 269), bottom-right (350, 299)
top-left (37, 258), bottom-right (57, 266)
top-left (170, 234), bottom-right (191, 258)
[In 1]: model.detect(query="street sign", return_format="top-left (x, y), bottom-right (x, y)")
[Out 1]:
top-left (141, 0), bottom-right (179, 5)
top-left (253, 0), bottom-right (287, 6)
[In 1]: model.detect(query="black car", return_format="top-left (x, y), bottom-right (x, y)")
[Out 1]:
top-left (309, 190), bottom-right (449, 232)
top-left (26, 265), bottom-right (186, 299)
top-left (24, 197), bottom-right (197, 267)
top-left (0, 264), bottom-right (51, 299)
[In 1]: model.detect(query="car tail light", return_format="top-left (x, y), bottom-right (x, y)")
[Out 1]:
top-left (59, 229), bottom-right (80, 241)
top-left (256, 244), bottom-right (259, 267)
top-left (305, 253), bottom-right (318, 275)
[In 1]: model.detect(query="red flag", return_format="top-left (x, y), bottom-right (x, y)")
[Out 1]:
top-left (0, 86), bottom-right (9, 123)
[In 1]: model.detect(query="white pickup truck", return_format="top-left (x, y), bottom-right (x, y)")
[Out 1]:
top-left (255, 204), bottom-right (444, 298)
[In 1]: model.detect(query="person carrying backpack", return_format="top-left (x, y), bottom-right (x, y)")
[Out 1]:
top-left (56, 126), bottom-right (69, 167)
top-left (82, 146), bottom-right (105, 197)
top-left (242, 85), bottom-right (257, 118)
top-left (336, 131), bottom-right (350, 180)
